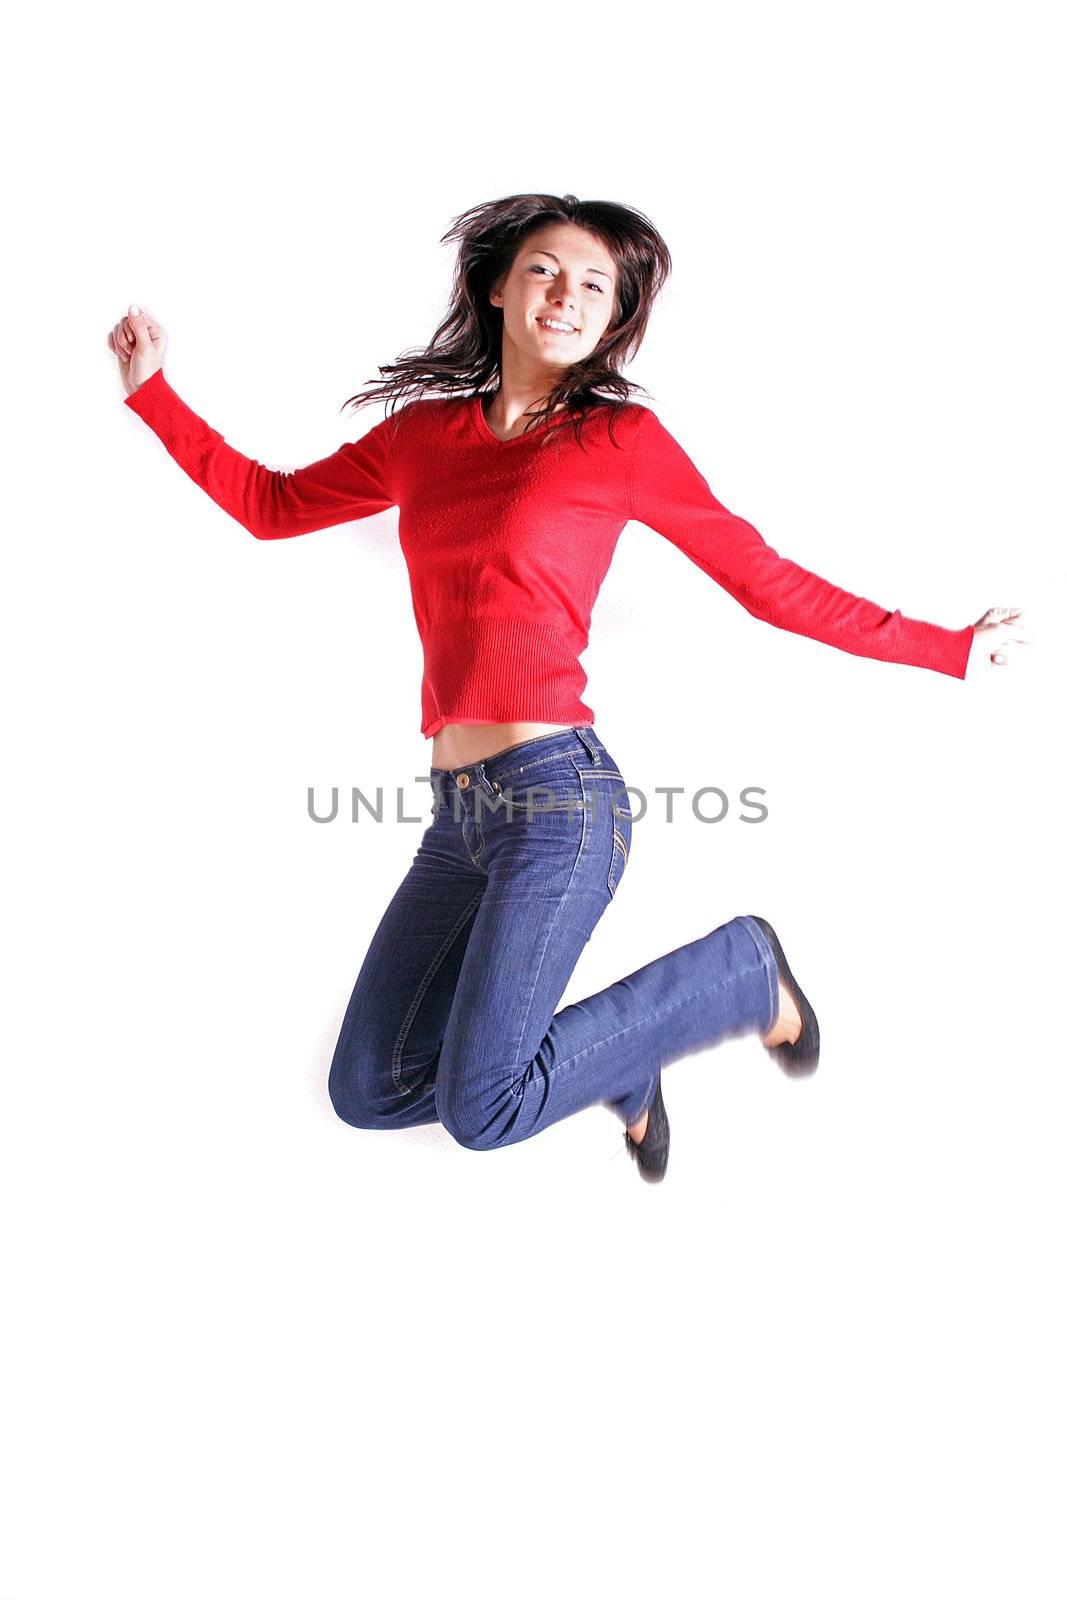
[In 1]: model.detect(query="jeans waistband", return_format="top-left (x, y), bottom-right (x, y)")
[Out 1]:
top-left (430, 725), bottom-right (608, 789)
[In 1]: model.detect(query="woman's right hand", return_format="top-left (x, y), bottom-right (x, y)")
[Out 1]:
top-left (108, 304), bottom-right (168, 397)
top-left (966, 607), bottom-right (1037, 674)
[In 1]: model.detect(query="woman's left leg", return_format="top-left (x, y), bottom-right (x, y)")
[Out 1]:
top-left (434, 729), bottom-right (779, 1151)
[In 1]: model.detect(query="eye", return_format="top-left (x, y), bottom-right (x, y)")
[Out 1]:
top-left (528, 265), bottom-right (605, 293)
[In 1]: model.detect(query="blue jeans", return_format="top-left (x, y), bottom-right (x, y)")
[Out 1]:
top-left (328, 725), bottom-right (781, 1150)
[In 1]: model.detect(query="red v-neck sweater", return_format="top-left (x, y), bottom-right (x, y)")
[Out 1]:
top-left (124, 369), bottom-right (974, 735)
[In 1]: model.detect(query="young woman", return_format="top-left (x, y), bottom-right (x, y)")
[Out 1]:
top-left (110, 192), bottom-right (1032, 1183)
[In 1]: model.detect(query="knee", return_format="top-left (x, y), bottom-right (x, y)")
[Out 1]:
top-left (328, 1063), bottom-right (367, 1127)
top-left (434, 1083), bottom-right (499, 1152)
top-left (327, 1056), bottom-right (391, 1130)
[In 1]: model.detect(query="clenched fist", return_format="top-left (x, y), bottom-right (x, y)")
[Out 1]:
top-left (108, 304), bottom-right (167, 397)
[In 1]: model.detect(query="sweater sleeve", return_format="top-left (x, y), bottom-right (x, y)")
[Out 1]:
top-left (123, 367), bottom-right (396, 540)
top-left (628, 408), bottom-right (974, 679)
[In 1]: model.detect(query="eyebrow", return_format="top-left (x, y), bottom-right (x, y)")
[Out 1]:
top-left (525, 249), bottom-right (614, 281)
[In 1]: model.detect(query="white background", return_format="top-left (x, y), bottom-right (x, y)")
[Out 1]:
top-left (4, 1), bottom-right (1064, 1595)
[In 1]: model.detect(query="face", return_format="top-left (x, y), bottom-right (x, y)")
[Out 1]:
top-left (488, 222), bottom-right (617, 375)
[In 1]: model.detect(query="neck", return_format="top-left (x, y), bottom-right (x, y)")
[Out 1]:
top-left (487, 341), bottom-right (568, 434)
top-left (484, 388), bottom-right (564, 437)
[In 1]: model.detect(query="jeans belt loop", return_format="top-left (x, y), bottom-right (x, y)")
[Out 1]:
top-left (574, 726), bottom-right (601, 765)
top-left (475, 761), bottom-right (498, 799)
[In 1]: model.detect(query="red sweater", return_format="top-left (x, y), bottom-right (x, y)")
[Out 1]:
top-left (125, 369), bottom-right (974, 735)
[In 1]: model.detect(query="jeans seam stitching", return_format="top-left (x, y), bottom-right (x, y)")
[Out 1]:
top-left (738, 915), bottom-right (779, 1032)
top-left (391, 889), bottom-right (483, 1094)
top-left (483, 754), bottom-right (625, 787)
top-left (608, 833), bottom-right (623, 896)
top-left (538, 963), bottom-right (767, 1084)
top-left (505, 768), bottom-right (590, 1096)
top-left (494, 750), bottom-right (594, 780)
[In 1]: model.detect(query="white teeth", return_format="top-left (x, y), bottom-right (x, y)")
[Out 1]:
top-left (540, 318), bottom-right (576, 333)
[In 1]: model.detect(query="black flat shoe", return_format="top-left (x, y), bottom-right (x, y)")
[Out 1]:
top-left (749, 915), bottom-right (821, 1077)
top-left (624, 1074), bottom-right (670, 1183)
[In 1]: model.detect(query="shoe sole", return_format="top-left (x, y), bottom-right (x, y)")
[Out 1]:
top-left (749, 915), bottom-right (821, 1077)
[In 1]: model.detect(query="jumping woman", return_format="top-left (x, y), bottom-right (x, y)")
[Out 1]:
top-left (109, 192), bottom-right (1033, 1182)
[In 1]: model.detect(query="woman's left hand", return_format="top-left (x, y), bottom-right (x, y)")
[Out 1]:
top-left (967, 607), bottom-right (1037, 675)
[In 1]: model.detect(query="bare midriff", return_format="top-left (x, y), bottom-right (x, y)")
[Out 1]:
top-left (430, 720), bottom-right (580, 770)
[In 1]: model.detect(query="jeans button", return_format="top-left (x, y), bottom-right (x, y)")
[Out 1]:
top-left (457, 773), bottom-right (471, 789)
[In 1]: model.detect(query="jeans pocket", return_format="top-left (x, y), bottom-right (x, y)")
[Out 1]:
top-left (487, 769), bottom-right (583, 816)
top-left (607, 823), bottom-right (630, 898)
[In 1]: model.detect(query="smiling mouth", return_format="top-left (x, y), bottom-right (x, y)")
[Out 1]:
top-left (537, 318), bottom-right (578, 335)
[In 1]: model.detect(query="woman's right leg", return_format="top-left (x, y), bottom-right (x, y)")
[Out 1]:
top-left (328, 816), bottom-right (486, 1131)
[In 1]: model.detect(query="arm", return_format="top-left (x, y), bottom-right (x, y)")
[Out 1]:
top-left (124, 367), bottom-right (397, 540)
top-left (628, 408), bottom-right (974, 679)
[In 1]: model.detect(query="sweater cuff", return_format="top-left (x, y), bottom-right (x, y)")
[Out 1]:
top-left (124, 366), bottom-right (178, 430)
top-left (898, 616), bottom-right (974, 679)
top-left (945, 623), bottom-right (975, 680)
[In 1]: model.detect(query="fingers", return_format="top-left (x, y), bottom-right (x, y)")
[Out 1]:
top-left (997, 612), bottom-right (1038, 645)
top-left (988, 636), bottom-right (1031, 667)
top-left (995, 606), bottom-right (1035, 631)
top-left (109, 318), bottom-right (132, 360)
top-left (979, 605), bottom-right (1020, 625)
top-left (108, 304), bottom-right (161, 361)
top-left (975, 607), bottom-right (1038, 642)
top-left (129, 304), bottom-right (165, 339)
top-left (108, 323), bottom-right (130, 363)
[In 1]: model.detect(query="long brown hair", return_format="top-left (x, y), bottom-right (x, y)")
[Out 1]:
top-left (340, 192), bottom-right (672, 451)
